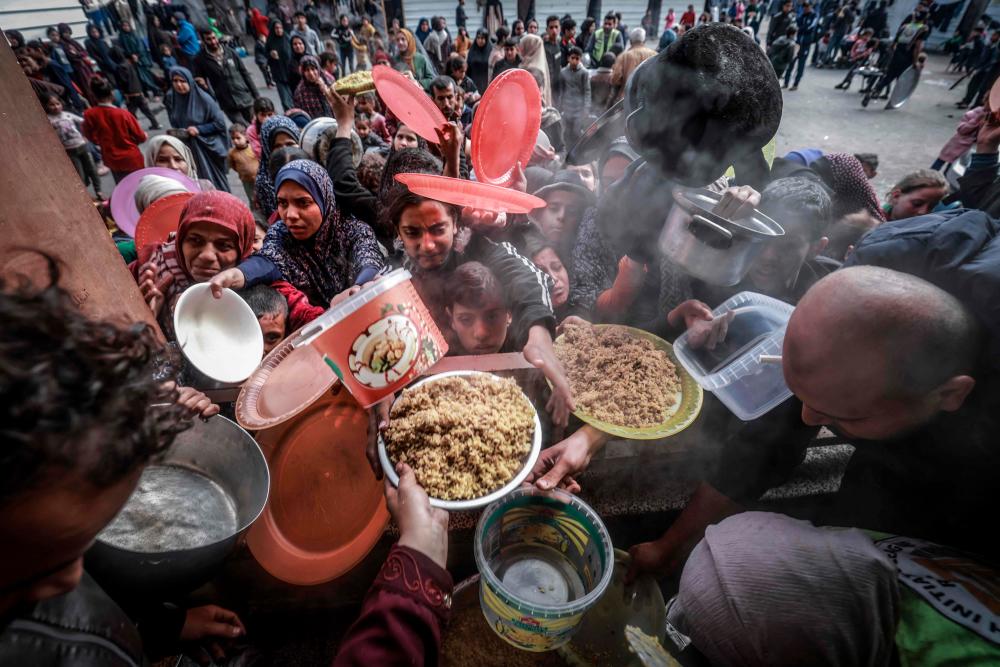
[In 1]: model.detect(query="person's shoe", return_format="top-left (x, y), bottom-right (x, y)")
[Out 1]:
top-left (835, 82), bottom-right (847, 89)
top-left (150, 123), bottom-right (163, 130)
top-left (789, 85), bottom-right (798, 91)
top-left (97, 164), bottom-right (110, 176)
top-left (861, 94), bottom-right (870, 107)
top-left (781, 82), bottom-right (788, 89)
top-left (956, 101), bottom-right (969, 108)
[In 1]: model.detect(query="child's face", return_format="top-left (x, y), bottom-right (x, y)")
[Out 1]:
top-left (160, 44), bottom-right (172, 55)
top-left (356, 121), bottom-right (370, 138)
top-left (253, 224), bottom-right (266, 251)
top-left (341, 16), bottom-right (349, 26)
top-left (256, 110), bottom-right (275, 125)
top-left (504, 46), bottom-right (517, 61)
top-left (356, 97), bottom-right (373, 114)
top-left (45, 97), bottom-right (63, 115)
top-left (258, 311), bottom-right (287, 354)
top-left (448, 300), bottom-right (511, 354)
top-left (569, 54), bottom-right (581, 68)
top-left (231, 130), bottom-right (249, 149)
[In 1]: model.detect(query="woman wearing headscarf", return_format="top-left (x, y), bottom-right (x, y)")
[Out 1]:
top-left (810, 153), bottom-right (886, 223)
top-left (293, 55), bottom-right (334, 119)
top-left (254, 115), bottom-right (302, 217)
top-left (210, 159), bottom-right (385, 307)
top-left (143, 134), bottom-right (217, 191)
top-left (145, 13), bottom-right (175, 67)
top-left (164, 66), bottom-right (231, 192)
top-left (466, 29), bottom-right (492, 94)
top-left (393, 29), bottom-right (435, 90)
top-left (130, 190), bottom-right (255, 337)
top-left (288, 35), bottom-right (307, 90)
top-left (518, 34), bottom-right (552, 107)
top-left (56, 23), bottom-right (97, 104)
top-left (266, 19), bottom-right (295, 111)
top-left (84, 23), bottom-right (115, 75)
top-left (414, 18), bottom-right (432, 45)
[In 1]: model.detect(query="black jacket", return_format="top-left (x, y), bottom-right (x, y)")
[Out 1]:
top-left (0, 572), bottom-right (184, 666)
top-left (193, 45), bottom-right (258, 111)
top-left (766, 10), bottom-right (795, 45)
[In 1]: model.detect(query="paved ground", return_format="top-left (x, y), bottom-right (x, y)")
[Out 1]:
top-left (773, 52), bottom-right (967, 197)
top-left (88, 49), bottom-right (969, 205)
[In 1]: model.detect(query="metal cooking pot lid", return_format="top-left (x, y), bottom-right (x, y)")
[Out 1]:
top-left (566, 99), bottom-right (625, 167)
top-left (887, 67), bottom-right (920, 110)
top-left (674, 188), bottom-right (784, 238)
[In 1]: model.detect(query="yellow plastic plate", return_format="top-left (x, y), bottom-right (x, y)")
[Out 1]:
top-left (554, 325), bottom-right (703, 441)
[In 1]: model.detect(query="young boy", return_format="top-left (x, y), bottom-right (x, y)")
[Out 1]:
top-left (42, 93), bottom-right (104, 200)
top-left (82, 77), bottom-right (147, 183)
top-left (238, 284), bottom-right (289, 354)
top-left (227, 123), bottom-right (260, 207)
top-left (247, 97), bottom-right (275, 159)
top-left (443, 261), bottom-right (512, 355)
top-left (334, 14), bottom-right (356, 74)
top-left (558, 46), bottom-right (591, 146)
top-left (492, 37), bottom-right (522, 80)
top-left (355, 114), bottom-right (387, 151)
top-left (159, 43), bottom-right (178, 70)
top-left (320, 50), bottom-right (342, 81)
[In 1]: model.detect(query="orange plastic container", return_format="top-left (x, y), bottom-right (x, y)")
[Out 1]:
top-left (292, 268), bottom-right (448, 407)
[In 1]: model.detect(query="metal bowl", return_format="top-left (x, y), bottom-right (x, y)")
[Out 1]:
top-left (86, 416), bottom-right (270, 597)
top-left (299, 117), bottom-right (364, 168)
top-left (378, 370), bottom-right (542, 511)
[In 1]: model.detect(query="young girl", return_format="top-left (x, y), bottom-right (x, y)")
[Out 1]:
top-left (933, 106), bottom-right (987, 173)
top-left (42, 93), bottom-right (104, 200)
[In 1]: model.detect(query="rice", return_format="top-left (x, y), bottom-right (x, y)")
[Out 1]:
top-left (384, 375), bottom-right (535, 500)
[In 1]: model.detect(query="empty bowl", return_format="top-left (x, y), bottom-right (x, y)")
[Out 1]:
top-left (173, 283), bottom-right (264, 383)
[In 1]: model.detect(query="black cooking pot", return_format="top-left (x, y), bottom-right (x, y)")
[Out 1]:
top-left (623, 25), bottom-right (782, 186)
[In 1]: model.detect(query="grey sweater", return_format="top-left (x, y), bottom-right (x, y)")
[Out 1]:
top-left (559, 65), bottom-right (591, 116)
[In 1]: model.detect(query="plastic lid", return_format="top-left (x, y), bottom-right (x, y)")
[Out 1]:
top-left (245, 388), bottom-right (389, 585)
top-left (293, 268), bottom-right (412, 348)
top-left (372, 65), bottom-right (446, 144)
top-left (471, 69), bottom-right (541, 186)
top-left (394, 173), bottom-right (546, 214)
top-left (134, 192), bottom-right (195, 249)
top-left (110, 167), bottom-right (199, 237)
top-left (673, 291), bottom-right (794, 391)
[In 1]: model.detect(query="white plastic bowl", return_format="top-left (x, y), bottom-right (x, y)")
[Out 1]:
top-left (173, 284), bottom-right (264, 384)
top-left (378, 370), bottom-right (542, 511)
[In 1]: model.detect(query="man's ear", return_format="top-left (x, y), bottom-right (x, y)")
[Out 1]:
top-left (935, 375), bottom-right (976, 412)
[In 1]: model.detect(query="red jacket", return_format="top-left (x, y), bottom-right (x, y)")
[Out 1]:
top-left (681, 10), bottom-right (697, 26)
top-left (82, 105), bottom-right (146, 172)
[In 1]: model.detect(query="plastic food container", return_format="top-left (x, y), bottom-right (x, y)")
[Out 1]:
top-left (292, 268), bottom-right (448, 408)
top-left (672, 291), bottom-right (794, 421)
top-left (474, 488), bottom-right (614, 652)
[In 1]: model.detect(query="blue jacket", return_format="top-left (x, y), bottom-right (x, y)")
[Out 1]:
top-left (846, 208), bottom-right (1000, 367)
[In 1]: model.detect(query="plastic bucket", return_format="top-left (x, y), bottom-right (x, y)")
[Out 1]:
top-left (292, 268), bottom-right (448, 407)
top-left (474, 488), bottom-right (614, 652)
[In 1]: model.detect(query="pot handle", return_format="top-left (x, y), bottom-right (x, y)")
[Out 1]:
top-left (688, 214), bottom-right (734, 249)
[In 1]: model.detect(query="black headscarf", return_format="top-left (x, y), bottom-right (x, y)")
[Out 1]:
top-left (265, 19), bottom-right (292, 83)
top-left (466, 28), bottom-right (491, 93)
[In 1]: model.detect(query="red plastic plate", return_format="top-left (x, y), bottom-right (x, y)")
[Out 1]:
top-left (471, 69), bottom-right (541, 186)
top-left (394, 173), bottom-right (546, 214)
top-left (134, 192), bottom-right (195, 250)
top-left (372, 65), bottom-right (446, 144)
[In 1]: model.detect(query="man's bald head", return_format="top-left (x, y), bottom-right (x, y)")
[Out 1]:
top-left (784, 267), bottom-right (981, 440)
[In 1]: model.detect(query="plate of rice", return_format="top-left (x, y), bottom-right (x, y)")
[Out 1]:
top-left (378, 370), bottom-right (542, 510)
top-left (554, 323), bottom-right (703, 440)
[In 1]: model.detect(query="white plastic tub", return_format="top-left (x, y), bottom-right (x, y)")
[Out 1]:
top-left (673, 292), bottom-right (794, 421)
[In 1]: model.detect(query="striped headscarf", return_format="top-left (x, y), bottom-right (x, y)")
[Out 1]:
top-left (254, 115), bottom-right (302, 217)
top-left (259, 159), bottom-right (384, 305)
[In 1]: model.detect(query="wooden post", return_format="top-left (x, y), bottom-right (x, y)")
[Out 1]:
top-left (0, 37), bottom-right (160, 333)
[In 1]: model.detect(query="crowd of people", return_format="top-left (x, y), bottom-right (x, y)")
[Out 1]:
top-left (3, 0), bottom-right (1000, 665)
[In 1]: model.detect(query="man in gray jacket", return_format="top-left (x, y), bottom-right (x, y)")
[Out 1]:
top-left (558, 46), bottom-right (591, 148)
top-left (193, 28), bottom-right (259, 123)
top-left (291, 10), bottom-right (322, 55)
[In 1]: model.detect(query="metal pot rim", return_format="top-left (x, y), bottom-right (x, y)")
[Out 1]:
top-left (672, 187), bottom-right (784, 239)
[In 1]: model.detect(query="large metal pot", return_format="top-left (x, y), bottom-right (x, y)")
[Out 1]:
top-left (299, 117), bottom-right (364, 168)
top-left (659, 187), bottom-right (784, 286)
top-left (85, 416), bottom-right (270, 598)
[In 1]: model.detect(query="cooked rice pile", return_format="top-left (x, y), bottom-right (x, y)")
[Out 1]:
top-left (385, 375), bottom-right (534, 500)
top-left (555, 323), bottom-right (681, 428)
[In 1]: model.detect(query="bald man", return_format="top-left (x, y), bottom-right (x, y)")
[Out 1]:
top-left (628, 266), bottom-right (998, 582)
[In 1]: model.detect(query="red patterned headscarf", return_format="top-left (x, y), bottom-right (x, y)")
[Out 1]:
top-left (816, 153), bottom-right (886, 223)
top-left (175, 190), bottom-right (256, 279)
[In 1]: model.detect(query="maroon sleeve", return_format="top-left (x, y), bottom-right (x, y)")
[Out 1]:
top-left (271, 279), bottom-right (326, 330)
top-left (333, 545), bottom-right (453, 667)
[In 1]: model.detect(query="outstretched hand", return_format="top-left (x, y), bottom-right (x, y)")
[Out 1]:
top-left (207, 268), bottom-right (246, 298)
top-left (524, 425), bottom-right (610, 493)
top-left (180, 604), bottom-right (245, 666)
top-left (387, 463), bottom-right (449, 569)
top-left (137, 259), bottom-right (174, 317)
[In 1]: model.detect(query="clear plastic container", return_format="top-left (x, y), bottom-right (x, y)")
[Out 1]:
top-left (673, 291), bottom-right (794, 421)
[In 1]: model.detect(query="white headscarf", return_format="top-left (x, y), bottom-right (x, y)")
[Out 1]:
top-left (134, 175), bottom-right (190, 212)
top-left (518, 34), bottom-right (552, 107)
top-left (143, 134), bottom-right (200, 179)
